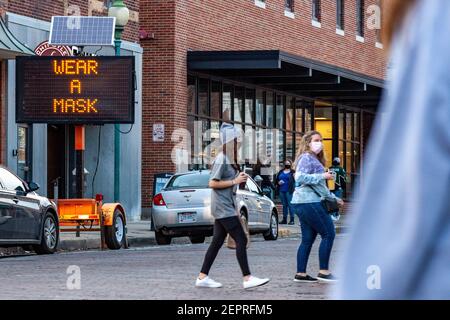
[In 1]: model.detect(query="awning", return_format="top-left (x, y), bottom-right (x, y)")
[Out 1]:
top-left (187, 50), bottom-right (384, 109)
top-left (0, 16), bottom-right (35, 59)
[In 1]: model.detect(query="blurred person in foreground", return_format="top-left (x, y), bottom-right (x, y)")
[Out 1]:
top-left (334, 0), bottom-right (450, 299)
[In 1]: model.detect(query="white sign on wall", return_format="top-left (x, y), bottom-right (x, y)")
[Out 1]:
top-left (153, 123), bottom-right (165, 142)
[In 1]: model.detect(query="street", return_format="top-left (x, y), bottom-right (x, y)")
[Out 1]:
top-left (0, 234), bottom-right (343, 300)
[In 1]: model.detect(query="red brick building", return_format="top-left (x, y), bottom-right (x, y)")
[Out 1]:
top-left (140, 0), bottom-right (387, 216)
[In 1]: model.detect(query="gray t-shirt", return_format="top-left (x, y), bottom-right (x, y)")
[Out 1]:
top-left (210, 153), bottom-right (239, 219)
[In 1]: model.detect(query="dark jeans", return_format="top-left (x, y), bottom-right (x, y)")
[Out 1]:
top-left (200, 216), bottom-right (251, 277)
top-left (293, 202), bottom-right (335, 273)
top-left (279, 191), bottom-right (294, 220)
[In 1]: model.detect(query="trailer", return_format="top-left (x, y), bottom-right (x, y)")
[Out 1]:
top-left (57, 194), bottom-right (128, 250)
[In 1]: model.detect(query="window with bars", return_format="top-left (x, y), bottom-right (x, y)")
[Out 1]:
top-left (285, 0), bottom-right (294, 12)
top-left (312, 0), bottom-right (321, 22)
top-left (356, 0), bottom-right (365, 37)
top-left (336, 0), bottom-right (345, 30)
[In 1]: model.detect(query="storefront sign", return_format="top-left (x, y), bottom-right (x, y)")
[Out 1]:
top-left (16, 56), bottom-right (135, 124)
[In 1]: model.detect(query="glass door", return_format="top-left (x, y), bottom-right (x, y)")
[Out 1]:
top-left (17, 125), bottom-right (32, 182)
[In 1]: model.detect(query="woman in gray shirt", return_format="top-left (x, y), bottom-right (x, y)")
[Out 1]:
top-left (196, 123), bottom-right (270, 289)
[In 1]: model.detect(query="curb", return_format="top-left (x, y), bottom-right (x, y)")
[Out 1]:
top-left (2, 226), bottom-right (345, 255)
top-left (58, 227), bottom-right (299, 252)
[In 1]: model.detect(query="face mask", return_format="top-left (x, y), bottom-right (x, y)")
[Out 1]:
top-left (310, 141), bottom-right (323, 154)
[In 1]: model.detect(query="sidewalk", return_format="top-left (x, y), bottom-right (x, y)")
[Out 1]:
top-left (58, 213), bottom-right (348, 251)
top-left (58, 220), bottom-right (299, 251)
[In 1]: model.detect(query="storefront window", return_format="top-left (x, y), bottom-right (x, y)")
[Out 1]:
top-left (339, 111), bottom-right (345, 140)
top-left (346, 142), bottom-right (353, 174)
top-left (244, 126), bottom-right (257, 164)
top-left (245, 89), bottom-right (255, 124)
top-left (286, 132), bottom-right (293, 161)
top-left (256, 90), bottom-right (264, 126)
top-left (265, 129), bottom-right (274, 161)
top-left (234, 87), bottom-right (244, 123)
top-left (277, 130), bottom-right (284, 163)
top-left (346, 112), bottom-right (353, 141)
top-left (222, 84), bottom-right (233, 122)
top-left (186, 74), bottom-right (369, 191)
top-left (17, 126), bottom-right (29, 181)
top-left (210, 121), bottom-right (221, 160)
top-left (286, 96), bottom-right (294, 131)
top-left (354, 143), bottom-right (361, 173)
top-left (211, 81), bottom-right (221, 119)
top-left (234, 123), bottom-right (243, 163)
top-left (315, 106), bottom-right (333, 168)
top-left (295, 99), bottom-right (304, 133)
top-left (266, 93), bottom-right (274, 128)
top-left (201, 119), bottom-right (210, 167)
top-left (187, 76), bottom-right (196, 114)
top-left (354, 112), bottom-right (360, 142)
top-left (198, 78), bottom-right (209, 117)
top-left (256, 127), bottom-right (264, 163)
top-left (276, 95), bottom-right (284, 129)
top-left (339, 141), bottom-right (345, 165)
top-left (305, 106), bottom-right (313, 132)
top-left (187, 115), bottom-right (197, 170)
top-left (296, 133), bottom-right (303, 156)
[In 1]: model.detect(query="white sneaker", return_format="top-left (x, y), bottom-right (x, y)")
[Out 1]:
top-left (195, 276), bottom-right (223, 288)
top-left (243, 276), bottom-right (270, 289)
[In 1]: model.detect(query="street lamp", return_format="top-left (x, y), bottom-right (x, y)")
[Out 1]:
top-left (108, 0), bottom-right (130, 202)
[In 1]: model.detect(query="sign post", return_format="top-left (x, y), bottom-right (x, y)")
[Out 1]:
top-left (74, 125), bottom-right (85, 198)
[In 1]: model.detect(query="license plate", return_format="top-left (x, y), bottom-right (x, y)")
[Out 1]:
top-left (178, 212), bottom-right (196, 223)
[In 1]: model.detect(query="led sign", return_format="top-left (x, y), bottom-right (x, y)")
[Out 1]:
top-left (16, 56), bottom-right (135, 124)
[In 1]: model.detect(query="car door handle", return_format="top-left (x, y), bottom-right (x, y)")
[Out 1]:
top-left (243, 197), bottom-right (249, 200)
top-left (13, 197), bottom-right (19, 203)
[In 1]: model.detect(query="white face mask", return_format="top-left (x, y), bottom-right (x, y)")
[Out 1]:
top-left (310, 141), bottom-right (323, 154)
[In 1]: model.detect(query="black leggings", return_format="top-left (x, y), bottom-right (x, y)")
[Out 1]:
top-left (200, 216), bottom-right (251, 277)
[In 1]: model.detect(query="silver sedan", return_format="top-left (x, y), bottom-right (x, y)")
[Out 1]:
top-left (151, 170), bottom-right (279, 245)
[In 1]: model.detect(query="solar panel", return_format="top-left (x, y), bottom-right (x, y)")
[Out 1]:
top-left (49, 16), bottom-right (116, 46)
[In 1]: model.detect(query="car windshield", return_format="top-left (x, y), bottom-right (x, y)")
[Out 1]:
top-left (164, 173), bottom-right (210, 190)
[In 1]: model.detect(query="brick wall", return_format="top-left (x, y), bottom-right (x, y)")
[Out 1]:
top-left (139, 0), bottom-right (387, 209)
top-left (140, 0), bottom-right (178, 209)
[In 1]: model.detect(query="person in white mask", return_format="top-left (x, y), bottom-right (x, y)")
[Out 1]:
top-left (291, 131), bottom-right (344, 283)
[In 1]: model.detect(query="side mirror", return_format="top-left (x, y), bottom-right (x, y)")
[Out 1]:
top-left (28, 182), bottom-right (40, 192)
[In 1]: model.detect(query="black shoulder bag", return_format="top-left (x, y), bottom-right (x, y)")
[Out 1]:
top-left (308, 185), bottom-right (340, 214)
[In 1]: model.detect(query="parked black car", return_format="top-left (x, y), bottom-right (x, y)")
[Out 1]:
top-left (0, 166), bottom-right (59, 254)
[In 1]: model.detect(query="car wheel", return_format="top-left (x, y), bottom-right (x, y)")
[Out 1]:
top-left (105, 209), bottom-right (126, 250)
top-left (155, 230), bottom-right (172, 245)
top-left (189, 235), bottom-right (206, 244)
top-left (33, 211), bottom-right (59, 255)
top-left (263, 210), bottom-right (278, 241)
